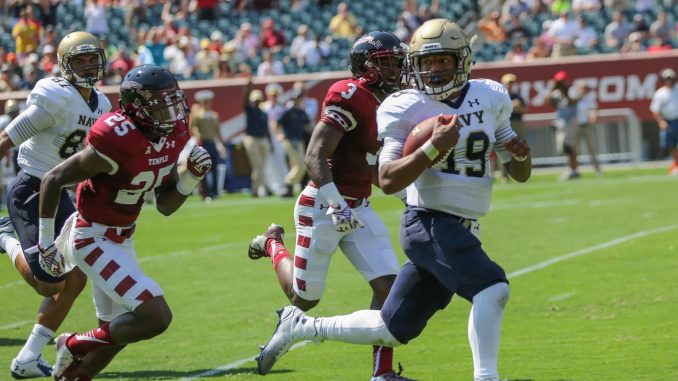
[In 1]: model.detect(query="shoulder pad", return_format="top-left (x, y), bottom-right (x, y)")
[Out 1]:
top-left (27, 78), bottom-right (76, 117)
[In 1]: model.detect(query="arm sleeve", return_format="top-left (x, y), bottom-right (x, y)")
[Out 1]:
top-left (377, 97), bottom-right (413, 168)
top-left (4, 104), bottom-right (56, 146)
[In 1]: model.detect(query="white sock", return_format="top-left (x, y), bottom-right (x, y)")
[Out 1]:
top-left (16, 324), bottom-right (54, 363)
top-left (316, 310), bottom-right (401, 347)
top-left (1, 235), bottom-right (21, 265)
top-left (468, 283), bottom-right (510, 381)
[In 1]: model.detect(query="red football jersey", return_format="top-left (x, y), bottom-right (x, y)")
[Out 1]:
top-left (318, 78), bottom-right (381, 198)
top-left (76, 111), bottom-right (189, 226)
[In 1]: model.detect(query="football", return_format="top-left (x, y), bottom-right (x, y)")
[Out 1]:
top-left (402, 114), bottom-right (458, 166)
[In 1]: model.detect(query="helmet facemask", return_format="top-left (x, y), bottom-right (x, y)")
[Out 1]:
top-left (368, 48), bottom-right (408, 94)
top-left (410, 46), bottom-right (472, 101)
top-left (130, 88), bottom-right (189, 136)
top-left (60, 48), bottom-right (106, 89)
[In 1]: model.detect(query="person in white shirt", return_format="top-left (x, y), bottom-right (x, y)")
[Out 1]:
top-left (575, 82), bottom-right (602, 175)
top-left (650, 68), bottom-right (678, 175)
top-left (256, 19), bottom-right (531, 381)
top-left (547, 10), bottom-right (579, 57)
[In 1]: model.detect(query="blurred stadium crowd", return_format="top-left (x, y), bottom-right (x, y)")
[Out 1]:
top-left (0, 0), bottom-right (676, 91)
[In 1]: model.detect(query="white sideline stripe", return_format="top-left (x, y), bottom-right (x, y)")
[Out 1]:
top-left (177, 341), bottom-right (311, 381)
top-left (508, 224), bottom-right (678, 279)
top-left (0, 320), bottom-right (34, 330)
top-left (0, 280), bottom-right (24, 289)
top-left (176, 224), bottom-right (678, 380)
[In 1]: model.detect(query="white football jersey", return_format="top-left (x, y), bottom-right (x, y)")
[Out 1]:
top-left (17, 77), bottom-right (111, 178)
top-left (377, 79), bottom-right (517, 219)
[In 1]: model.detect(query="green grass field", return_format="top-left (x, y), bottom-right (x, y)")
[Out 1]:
top-left (1, 166), bottom-right (677, 381)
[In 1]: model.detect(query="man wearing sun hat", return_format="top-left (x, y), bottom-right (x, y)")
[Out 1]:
top-left (650, 68), bottom-right (678, 175)
top-left (547, 70), bottom-right (581, 180)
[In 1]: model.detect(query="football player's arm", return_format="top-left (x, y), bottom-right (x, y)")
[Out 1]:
top-left (39, 146), bottom-right (112, 245)
top-left (0, 104), bottom-right (56, 158)
top-left (156, 145), bottom-right (212, 216)
top-left (503, 138), bottom-right (531, 182)
top-left (379, 115), bottom-right (459, 194)
top-left (304, 121), bottom-right (342, 187)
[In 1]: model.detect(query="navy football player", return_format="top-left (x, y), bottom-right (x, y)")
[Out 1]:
top-left (256, 19), bottom-right (531, 381)
top-left (0, 31), bottom-right (110, 379)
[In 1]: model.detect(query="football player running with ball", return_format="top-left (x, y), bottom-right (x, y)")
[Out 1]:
top-left (256, 19), bottom-right (531, 381)
top-left (0, 31), bottom-right (110, 379)
top-left (38, 65), bottom-right (211, 380)
top-left (248, 31), bottom-right (415, 380)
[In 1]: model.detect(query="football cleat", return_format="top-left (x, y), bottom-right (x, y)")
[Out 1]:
top-left (0, 216), bottom-right (16, 254)
top-left (10, 355), bottom-right (52, 379)
top-left (247, 224), bottom-right (284, 260)
top-left (52, 333), bottom-right (80, 380)
top-left (256, 306), bottom-right (310, 375)
top-left (370, 371), bottom-right (418, 381)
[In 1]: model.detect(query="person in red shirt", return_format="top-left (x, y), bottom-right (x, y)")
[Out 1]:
top-left (260, 18), bottom-right (286, 52)
top-left (37, 65), bottom-right (212, 380)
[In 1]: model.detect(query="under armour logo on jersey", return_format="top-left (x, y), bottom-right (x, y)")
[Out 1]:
top-left (165, 140), bottom-right (176, 149)
top-left (468, 98), bottom-right (480, 107)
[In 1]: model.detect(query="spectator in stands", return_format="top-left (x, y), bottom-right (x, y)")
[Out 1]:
top-left (572, 0), bottom-right (601, 12)
top-left (547, 10), bottom-right (579, 57)
top-left (260, 18), bottom-right (286, 53)
top-left (635, 0), bottom-right (657, 13)
top-left (574, 81), bottom-right (603, 175)
top-left (650, 12), bottom-right (674, 41)
top-left (253, 0), bottom-right (280, 10)
top-left (234, 22), bottom-right (259, 60)
top-left (574, 15), bottom-right (599, 51)
top-left (290, 24), bottom-right (310, 60)
top-left (191, 90), bottom-right (224, 200)
top-left (209, 30), bottom-right (225, 54)
top-left (631, 14), bottom-right (650, 40)
top-left (506, 18), bottom-right (530, 41)
top-left (124, 0), bottom-right (147, 32)
top-left (23, 53), bottom-right (44, 80)
top-left (505, 40), bottom-right (528, 62)
top-left (547, 70), bottom-right (581, 180)
top-left (136, 45), bottom-right (155, 65)
top-left (550, 0), bottom-right (571, 15)
top-left (237, 62), bottom-right (253, 77)
top-left (162, 0), bottom-right (188, 23)
top-left (110, 47), bottom-right (136, 75)
top-left (195, 0), bottom-right (219, 21)
top-left (0, 64), bottom-right (18, 93)
top-left (329, 2), bottom-right (359, 40)
top-left (164, 36), bottom-right (192, 80)
top-left (650, 68), bottom-right (678, 175)
top-left (276, 90), bottom-right (311, 197)
top-left (215, 53), bottom-right (234, 79)
top-left (478, 11), bottom-right (505, 43)
top-left (38, 44), bottom-right (58, 76)
top-left (646, 36), bottom-right (673, 52)
top-left (604, 10), bottom-right (632, 49)
top-left (195, 38), bottom-right (219, 80)
top-left (146, 27), bottom-right (168, 66)
top-left (620, 32), bottom-right (646, 53)
top-left (501, 0), bottom-right (531, 22)
top-left (40, 25), bottom-right (58, 55)
top-left (18, 66), bottom-right (40, 90)
top-left (243, 79), bottom-right (272, 197)
top-left (12, 6), bottom-right (41, 61)
top-left (85, 0), bottom-right (108, 39)
top-left (257, 50), bottom-right (285, 77)
top-left (527, 36), bottom-right (551, 59)
top-left (298, 33), bottom-right (330, 69)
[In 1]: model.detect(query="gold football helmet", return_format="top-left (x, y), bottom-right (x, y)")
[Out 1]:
top-left (57, 31), bottom-right (106, 88)
top-left (408, 19), bottom-right (474, 100)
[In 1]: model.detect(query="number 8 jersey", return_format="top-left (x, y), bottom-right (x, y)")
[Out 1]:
top-left (14, 77), bottom-right (111, 178)
top-left (76, 111), bottom-right (189, 227)
top-left (377, 79), bottom-right (517, 219)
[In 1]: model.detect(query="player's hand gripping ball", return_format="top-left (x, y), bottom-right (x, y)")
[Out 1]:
top-left (402, 114), bottom-right (460, 167)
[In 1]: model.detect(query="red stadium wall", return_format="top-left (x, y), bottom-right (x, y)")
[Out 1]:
top-left (1, 51), bottom-right (676, 140)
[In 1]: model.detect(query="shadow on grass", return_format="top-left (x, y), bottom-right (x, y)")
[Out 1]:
top-left (0, 337), bottom-right (25, 346)
top-left (510, 379), bottom-right (577, 381)
top-left (97, 367), bottom-right (293, 379)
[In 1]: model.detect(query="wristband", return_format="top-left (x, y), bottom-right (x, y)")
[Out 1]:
top-left (421, 140), bottom-right (440, 161)
top-left (318, 182), bottom-right (343, 207)
top-left (38, 218), bottom-right (55, 248)
top-left (176, 170), bottom-right (201, 196)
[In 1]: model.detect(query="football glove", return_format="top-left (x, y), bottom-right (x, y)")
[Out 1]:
top-left (33, 243), bottom-right (65, 278)
top-left (187, 145), bottom-right (212, 178)
top-left (327, 201), bottom-right (363, 233)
